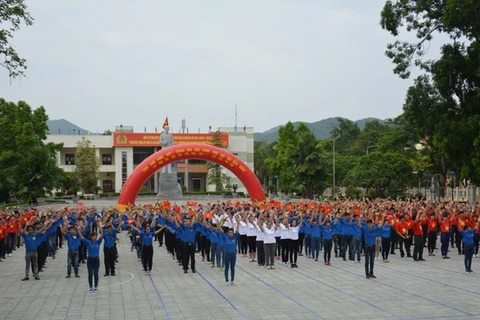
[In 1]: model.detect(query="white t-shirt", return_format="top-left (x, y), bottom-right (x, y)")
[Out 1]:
top-left (255, 224), bottom-right (265, 241)
top-left (274, 227), bottom-right (282, 238)
top-left (279, 224), bottom-right (291, 240)
top-left (239, 221), bottom-right (248, 235)
top-left (264, 227), bottom-right (276, 244)
top-left (289, 226), bottom-right (299, 240)
top-left (247, 222), bottom-right (257, 237)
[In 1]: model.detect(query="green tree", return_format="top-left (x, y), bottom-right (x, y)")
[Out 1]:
top-left (0, 0), bottom-right (33, 78)
top-left (0, 99), bottom-right (64, 203)
top-left (381, 0), bottom-right (480, 183)
top-left (293, 123), bottom-right (329, 199)
top-left (207, 131), bottom-right (225, 191)
top-left (346, 151), bottom-right (414, 197)
top-left (72, 137), bottom-right (100, 193)
top-left (254, 140), bottom-right (276, 187)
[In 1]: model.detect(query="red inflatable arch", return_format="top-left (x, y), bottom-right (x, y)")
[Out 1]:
top-left (117, 143), bottom-right (265, 207)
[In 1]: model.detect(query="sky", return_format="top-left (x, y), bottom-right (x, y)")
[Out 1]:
top-left (0, 0), bottom-right (444, 133)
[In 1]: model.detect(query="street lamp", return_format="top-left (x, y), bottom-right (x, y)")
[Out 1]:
top-left (450, 171), bottom-right (455, 201)
top-left (274, 175), bottom-right (279, 196)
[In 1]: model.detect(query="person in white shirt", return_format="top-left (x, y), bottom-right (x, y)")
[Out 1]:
top-left (258, 215), bottom-right (279, 269)
top-left (254, 217), bottom-right (266, 266)
top-left (246, 215), bottom-right (257, 262)
top-left (289, 214), bottom-right (303, 268)
top-left (279, 217), bottom-right (291, 266)
top-left (238, 216), bottom-right (248, 257)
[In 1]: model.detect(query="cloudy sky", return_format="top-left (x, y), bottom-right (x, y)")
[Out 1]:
top-left (0, 0), bottom-right (443, 133)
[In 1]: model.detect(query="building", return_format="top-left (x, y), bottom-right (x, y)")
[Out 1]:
top-left (45, 126), bottom-right (255, 194)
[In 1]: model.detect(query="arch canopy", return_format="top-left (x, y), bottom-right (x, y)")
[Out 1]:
top-left (117, 143), bottom-right (265, 208)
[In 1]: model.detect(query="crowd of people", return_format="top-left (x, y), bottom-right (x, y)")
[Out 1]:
top-left (0, 198), bottom-right (479, 291)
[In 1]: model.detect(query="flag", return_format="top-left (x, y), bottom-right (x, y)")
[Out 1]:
top-left (198, 128), bottom-right (200, 133)
top-left (163, 117), bottom-right (169, 129)
top-left (155, 127), bottom-right (157, 133)
top-left (208, 126), bottom-right (211, 133)
top-left (58, 128), bottom-right (61, 134)
top-left (144, 127), bottom-right (146, 133)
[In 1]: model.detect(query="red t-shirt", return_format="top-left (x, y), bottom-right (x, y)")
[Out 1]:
top-left (440, 220), bottom-right (451, 233)
top-left (0, 225), bottom-right (6, 239)
top-left (6, 219), bottom-right (18, 233)
top-left (427, 218), bottom-right (437, 232)
top-left (395, 222), bottom-right (408, 236)
top-left (413, 221), bottom-right (424, 236)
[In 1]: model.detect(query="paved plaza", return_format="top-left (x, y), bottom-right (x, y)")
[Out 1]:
top-left (1, 200), bottom-right (480, 320)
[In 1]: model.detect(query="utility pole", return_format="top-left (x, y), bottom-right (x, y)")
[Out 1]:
top-left (181, 119), bottom-right (189, 191)
top-left (332, 126), bottom-right (336, 198)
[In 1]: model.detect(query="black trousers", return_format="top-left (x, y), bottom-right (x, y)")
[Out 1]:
top-left (155, 227), bottom-right (164, 246)
top-left (298, 233), bottom-right (305, 254)
top-left (256, 241), bottom-right (265, 265)
top-left (413, 235), bottom-right (424, 260)
top-left (142, 245), bottom-right (153, 271)
top-left (364, 245), bottom-right (375, 276)
top-left (182, 242), bottom-right (196, 271)
top-left (323, 239), bottom-right (332, 263)
top-left (281, 239), bottom-right (289, 263)
top-left (175, 237), bottom-right (182, 262)
top-left (427, 231), bottom-right (437, 254)
top-left (165, 231), bottom-right (175, 255)
top-left (240, 235), bottom-right (248, 254)
top-left (399, 237), bottom-right (411, 257)
top-left (333, 234), bottom-right (342, 257)
top-left (104, 247), bottom-right (116, 275)
top-left (201, 236), bottom-right (211, 261)
top-left (289, 239), bottom-right (298, 263)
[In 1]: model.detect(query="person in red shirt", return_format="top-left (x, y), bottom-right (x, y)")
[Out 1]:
top-left (427, 212), bottom-right (438, 256)
top-left (471, 215), bottom-right (479, 258)
top-left (0, 217), bottom-right (6, 261)
top-left (396, 215), bottom-right (411, 258)
top-left (439, 211), bottom-right (454, 259)
top-left (6, 212), bottom-right (19, 257)
top-left (413, 210), bottom-right (426, 261)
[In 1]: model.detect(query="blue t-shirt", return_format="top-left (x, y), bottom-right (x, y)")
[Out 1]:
top-left (461, 229), bottom-right (476, 245)
top-left (65, 233), bottom-right (81, 250)
top-left (381, 225), bottom-right (392, 238)
top-left (321, 225), bottom-right (333, 240)
top-left (103, 230), bottom-right (117, 248)
top-left (82, 238), bottom-right (103, 258)
top-left (222, 233), bottom-right (239, 254)
top-left (22, 232), bottom-right (42, 252)
top-left (181, 225), bottom-right (197, 243)
top-left (141, 231), bottom-right (155, 245)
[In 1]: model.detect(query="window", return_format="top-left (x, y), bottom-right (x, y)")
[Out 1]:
top-left (133, 147), bottom-right (154, 165)
top-left (122, 152), bottom-right (127, 187)
top-left (65, 154), bottom-right (75, 165)
top-left (102, 154), bottom-right (112, 165)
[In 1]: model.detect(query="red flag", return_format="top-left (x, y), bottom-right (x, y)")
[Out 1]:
top-left (163, 117), bottom-right (169, 129)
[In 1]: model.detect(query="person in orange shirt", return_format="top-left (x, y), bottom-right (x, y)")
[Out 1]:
top-left (457, 212), bottom-right (467, 255)
top-left (0, 217), bottom-right (6, 261)
top-left (439, 211), bottom-right (454, 259)
top-left (6, 212), bottom-right (19, 257)
top-left (427, 212), bottom-right (438, 256)
top-left (413, 210), bottom-right (426, 261)
top-left (396, 215), bottom-right (411, 258)
top-left (471, 215), bottom-right (479, 258)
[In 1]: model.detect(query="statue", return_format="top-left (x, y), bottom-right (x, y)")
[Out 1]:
top-left (157, 123), bottom-right (183, 199)
top-left (159, 125), bottom-right (177, 173)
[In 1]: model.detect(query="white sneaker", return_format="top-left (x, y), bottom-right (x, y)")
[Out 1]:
top-left (230, 281), bottom-right (235, 286)
top-left (89, 288), bottom-right (94, 293)
top-left (226, 281), bottom-right (230, 286)
top-left (93, 288), bottom-right (98, 293)
top-left (8, 254), bottom-right (11, 257)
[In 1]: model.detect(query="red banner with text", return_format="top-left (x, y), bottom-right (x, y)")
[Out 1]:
top-left (113, 133), bottom-right (229, 147)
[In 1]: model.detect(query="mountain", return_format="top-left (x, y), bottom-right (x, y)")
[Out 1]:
top-left (47, 119), bottom-right (90, 135)
top-left (254, 117), bottom-right (385, 143)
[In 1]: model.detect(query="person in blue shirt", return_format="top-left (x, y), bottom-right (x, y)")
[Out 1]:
top-left (332, 213), bottom-right (343, 258)
top-left (129, 214), bottom-right (165, 275)
top-left (359, 216), bottom-right (381, 279)
top-left (218, 215), bottom-right (240, 285)
top-left (460, 219), bottom-right (480, 273)
top-left (78, 221), bottom-right (104, 293)
top-left (175, 213), bottom-right (199, 274)
top-left (63, 225), bottom-right (82, 278)
top-left (339, 212), bottom-right (355, 261)
top-left (352, 216), bottom-right (363, 263)
top-left (20, 217), bottom-right (58, 281)
top-left (321, 218), bottom-right (333, 265)
top-left (102, 223), bottom-right (118, 277)
top-left (303, 216), bottom-right (312, 259)
top-left (380, 216), bottom-right (393, 263)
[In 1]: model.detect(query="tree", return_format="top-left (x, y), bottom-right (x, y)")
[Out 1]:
top-left (0, 0), bottom-right (33, 78)
top-left (0, 99), bottom-right (64, 203)
top-left (345, 151), bottom-right (414, 197)
top-left (293, 123), bottom-right (329, 199)
top-left (381, 0), bottom-right (480, 183)
top-left (207, 131), bottom-right (225, 191)
top-left (72, 137), bottom-right (100, 193)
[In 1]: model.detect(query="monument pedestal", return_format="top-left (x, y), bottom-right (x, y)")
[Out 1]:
top-left (157, 172), bottom-right (183, 199)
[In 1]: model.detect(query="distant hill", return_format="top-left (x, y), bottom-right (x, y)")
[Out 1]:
top-left (254, 117), bottom-right (385, 143)
top-left (47, 119), bottom-right (90, 135)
